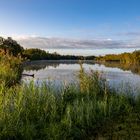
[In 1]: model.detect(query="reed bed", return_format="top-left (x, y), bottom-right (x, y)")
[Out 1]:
top-left (0, 64), bottom-right (140, 139)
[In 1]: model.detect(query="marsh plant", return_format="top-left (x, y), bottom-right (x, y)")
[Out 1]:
top-left (0, 64), bottom-right (140, 139)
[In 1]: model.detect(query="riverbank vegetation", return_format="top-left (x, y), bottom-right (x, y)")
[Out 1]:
top-left (97, 50), bottom-right (140, 64)
top-left (0, 65), bottom-right (140, 139)
top-left (0, 50), bottom-right (23, 87)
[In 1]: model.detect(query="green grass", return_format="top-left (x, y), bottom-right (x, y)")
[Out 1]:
top-left (0, 64), bottom-right (140, 139)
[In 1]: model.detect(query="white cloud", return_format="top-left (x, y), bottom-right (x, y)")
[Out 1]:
top-left (12, 35), bottom-right (38, 40)
top-left (13, 36), bottom-right (140, 50)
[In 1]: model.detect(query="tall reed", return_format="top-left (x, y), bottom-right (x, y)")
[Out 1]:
top-left (0, 65), bottom-right (140, 139)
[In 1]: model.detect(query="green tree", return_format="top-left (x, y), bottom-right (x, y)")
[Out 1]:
top-left (0, 37), bottom-right (24, 56)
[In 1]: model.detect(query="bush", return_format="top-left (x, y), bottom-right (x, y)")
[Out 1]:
top-left (0, 51), bottom-right (23, 86)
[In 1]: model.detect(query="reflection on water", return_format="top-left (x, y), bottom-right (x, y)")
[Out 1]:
top-left (98, 61), bottom-right (140, 75)
top-left (23, 60), bottom-right (94, 71)
top-left (22, 60), bottom-right (140, 93)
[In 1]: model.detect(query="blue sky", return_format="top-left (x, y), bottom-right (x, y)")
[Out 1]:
top-left (0, 0), bottom-right (140, 39)
top-left (1, 0), bottom-right (140, 55)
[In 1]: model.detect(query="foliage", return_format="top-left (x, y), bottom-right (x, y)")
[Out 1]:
top-left (23, 49), bottom-right (63, 60)
top-left (0, 51), bottom-right (23, 86)
top-left (23, 48), bottom-right (48, 60)
top-left (97, 50), bottom-right (140, 64)
top-left (0, 37), bottom-right (24, 56)
top-left (23, 48), bottom-right (96, 60)
top-left (0, 66), bottom-right (140, 139)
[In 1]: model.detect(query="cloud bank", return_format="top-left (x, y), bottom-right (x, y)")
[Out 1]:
top-left (14, 36), bottom-right (140, 50)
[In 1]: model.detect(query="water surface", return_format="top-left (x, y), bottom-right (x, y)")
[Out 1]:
top-left (22, 60), bottom-right (140, 93)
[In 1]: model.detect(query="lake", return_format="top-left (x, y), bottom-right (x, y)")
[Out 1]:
top-left (22, 60), bottom-right (140, 93)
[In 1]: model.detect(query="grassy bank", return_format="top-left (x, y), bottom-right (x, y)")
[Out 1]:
top-left (0, 65), bottom-right (140, 139)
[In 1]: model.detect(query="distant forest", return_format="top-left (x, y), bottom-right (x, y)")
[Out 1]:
top-left (0, 37), bottom-right (96, 60)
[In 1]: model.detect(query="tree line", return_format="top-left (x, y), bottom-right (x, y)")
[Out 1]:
top-left (96, 51), bottom-right (140, 64)
top-left (0, 37), bottom-right (96, 60)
